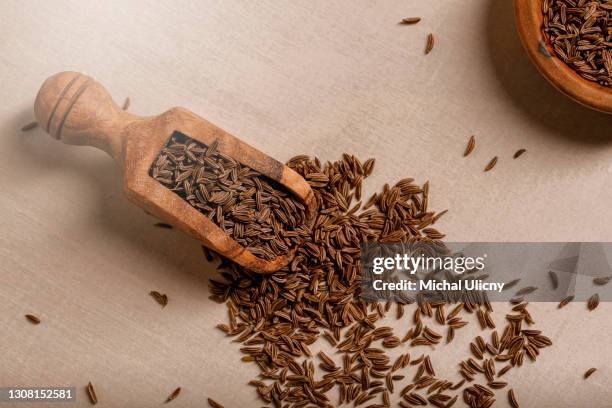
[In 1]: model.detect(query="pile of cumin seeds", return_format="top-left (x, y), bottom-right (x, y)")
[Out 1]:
top-left (207, 153), bottom-right (551, 407)
top-left (150, 131), bottom-right (309, 260)
top-left (542, 0), bottom-right (612, 87)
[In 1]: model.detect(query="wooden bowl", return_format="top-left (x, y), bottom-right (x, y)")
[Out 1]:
top-left (514, 0), bottom-right (612, 114)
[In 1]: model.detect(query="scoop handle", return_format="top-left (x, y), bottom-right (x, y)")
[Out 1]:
top-left (34, 71), bottom-right (139, 161)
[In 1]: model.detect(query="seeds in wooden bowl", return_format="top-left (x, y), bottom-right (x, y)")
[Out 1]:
top-left (150, 132), bottom-right (309, 261)
top-left (542, 0), bottom-right (612, 87)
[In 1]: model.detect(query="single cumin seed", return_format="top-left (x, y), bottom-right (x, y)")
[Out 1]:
top-left (484, 156), bottom-right (498, 172)
top-left (425, 33), bottom-right (435, 54)
top-left (86, 382), bottom-right (98, 405)
top-left (548, 271), bottom-right (558, 290)
top-left (464, 136), bottom-right (476, 157)
top-left (400, 17), bottom-right (421, 25)
top-left (513, 149), bottom-right (526, 159)
top-left (508, 388), bottom-right (520, 408)
top-left (21, 121), bottom-right (39, 132)
top-left (122, 97), bottom-right (131, 110)
top-left (25, 314), bottom-right (41, 324)
top-left (584, 368), bottom-right (597, 379)
top-left (165, 387), bottom-right (181, 403)
top-left (207, 398), bottom-right (225, 408)
top-left (558, 295), bottom-right (574, 308)
top-left (587, 293), bottom-right (599, 311)
top-left (593, 276), bottom-right (612, 286)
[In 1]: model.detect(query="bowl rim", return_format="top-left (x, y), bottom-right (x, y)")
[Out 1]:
top-left (514, 0), bottom-right (612, 114)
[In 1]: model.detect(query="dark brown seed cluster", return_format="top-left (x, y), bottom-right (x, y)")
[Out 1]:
top-left (207, 153), bottom-right (551, 408)
top-left (150, 132), bottom-right (309, 260)
top-left (542, 0), bottom-right (612, 87)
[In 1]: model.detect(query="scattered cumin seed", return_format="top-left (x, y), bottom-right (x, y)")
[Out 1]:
top-left (150, 291), bottom-right (168, 307)
top-left (400, 17), bottom-right (421, 25)
top-left (558, 295), bottom-right (574, 308)
top-left (513, 149), bottom-right (526, 159)
top-left (122, 97), bottom-right (131, 110)
top-left (25, 314), bottom-right (41, 324)
top-left (153, 222), bottom-right (173, 229)
top-left (593, 276), bottom-right (612, 286)
top-left (508, 388), bottom-right (519, 408)
top-left (207, 398), bottom-right (225, 408)
top-left (86, 382), bottom-right (98, 405)
top-left (484, 156), bottom-right (498, 172)
top-left (464, 136), bottom-right (476, 157)
top-left (207, 153), bottom-right (553, 408)
top-left (502, 279), bottom-right (521, 291)
top-left (21, 121), bottom-right (39, 132)
top-left (165, 387), bottom-right (181, 403)
top-left (548, 271), bottom-right (558, 290)
top-left (584, 368), bottom-right (597, 379)
top-left (425, 33), bottom-right (435, 54)
top-left (587, 293), bottom-right (599, 311)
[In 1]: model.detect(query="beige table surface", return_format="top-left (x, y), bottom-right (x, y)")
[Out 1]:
top-left (1, 1), bottom-right (612, 407)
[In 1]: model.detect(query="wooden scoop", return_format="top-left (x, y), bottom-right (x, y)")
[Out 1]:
top-left (34, 71), bottom-right (316, 273)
